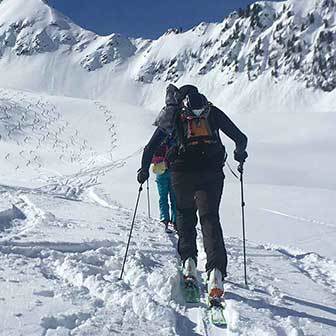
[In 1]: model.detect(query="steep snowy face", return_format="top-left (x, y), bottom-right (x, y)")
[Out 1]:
top-left (0, 0), bottom-right (137, 71)
top-left (79, 33), bottom-right (137, 72)
top-left (134, 0), bottom-right (336, 92)
top-left (0, 0), bottom-right (81, 56)
top-left (0, 0), bottom-right (335, 96)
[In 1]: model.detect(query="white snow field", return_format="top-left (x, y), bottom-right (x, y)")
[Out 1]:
top-left (0, 86), bottom-right (335, 336)
top-left (0, 0), bottom-right (335, 335)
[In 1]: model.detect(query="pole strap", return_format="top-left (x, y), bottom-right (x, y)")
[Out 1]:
top-left (226, 162), bottom-right (240, 180)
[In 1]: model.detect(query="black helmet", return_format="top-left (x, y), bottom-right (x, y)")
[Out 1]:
top-left (182, 92), bottom-right (208, 116)
top-left (179, 85), bottom-right (199, 99)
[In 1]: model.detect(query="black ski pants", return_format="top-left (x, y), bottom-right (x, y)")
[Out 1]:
top-left (171, 170), bottom-right (227, 277)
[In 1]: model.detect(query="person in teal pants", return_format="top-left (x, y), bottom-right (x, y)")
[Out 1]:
top-left (152, 141), bottom-right (177, 232)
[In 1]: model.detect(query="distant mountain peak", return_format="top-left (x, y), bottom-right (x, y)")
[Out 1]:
top-left (0, 0), bottom-right (335, 92)
top-left (0, 0), bottom-right (138, 71)
top-left (134, 0), bottom-right (336, 91)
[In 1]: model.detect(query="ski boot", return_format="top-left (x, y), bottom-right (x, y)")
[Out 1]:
top-left (161, 220), bottom-right (172, 234)
top-left (208, 268), bottom-right (224, 299)
top-left (170, 221), bottom-right (178, 232)
top-left (207, 268), bottom-right (226, 326)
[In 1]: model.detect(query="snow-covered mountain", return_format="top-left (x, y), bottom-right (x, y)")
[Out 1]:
top-left (0, 0), bottom-right (138, 69)
top-left (1, 0), bottom-right (336, 97)
top-left (134, 0), bottom-right (336, 92)
top-left (0, 0), bottom-right (336, 335)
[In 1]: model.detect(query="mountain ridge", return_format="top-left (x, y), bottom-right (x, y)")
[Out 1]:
top-left (0, 0), bottom-right (335, 102)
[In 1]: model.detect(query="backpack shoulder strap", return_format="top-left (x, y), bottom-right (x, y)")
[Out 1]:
top-left (173, 107), bottom-right (186, 151)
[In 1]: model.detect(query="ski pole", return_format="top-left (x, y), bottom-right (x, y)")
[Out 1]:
top-left (147, 179), bottom-right (151, 219)
top-left (119, 184), bottom-right (143, 280)
top-left (238, 163), bottom-right (248, 287)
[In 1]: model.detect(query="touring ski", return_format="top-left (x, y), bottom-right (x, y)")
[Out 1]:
top-left (207, 296), bottom-right (227, 326)
top-left (182, 276), bottom-right (200, 303)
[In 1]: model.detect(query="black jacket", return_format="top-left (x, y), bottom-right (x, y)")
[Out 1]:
top-left (141, 105), bottom-right (247, 173)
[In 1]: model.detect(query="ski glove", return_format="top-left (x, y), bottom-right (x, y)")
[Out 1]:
top-left (137, 168), bottom-right (149, 184)
top-left (234, 150), bottom-right (248, 163)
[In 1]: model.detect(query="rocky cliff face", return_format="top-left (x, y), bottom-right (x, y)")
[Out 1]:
top-left (134, 0), bottom-right (336, 92)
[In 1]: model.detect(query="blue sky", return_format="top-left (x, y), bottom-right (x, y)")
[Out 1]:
top-left (48, 0), bottom-right (280, 39)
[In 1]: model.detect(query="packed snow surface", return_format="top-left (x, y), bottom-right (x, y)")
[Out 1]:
top-left (0, 0), bottom-right (335, 335)
top-left (0, 87), bottom-right (335, 336)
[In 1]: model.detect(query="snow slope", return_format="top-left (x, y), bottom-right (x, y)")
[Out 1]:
top-left (1, 0), bottom-right (336, 100)
top-left (0, 88), bottom-right (335, 336)
top-left (0, 0), bottom-right (335, 335)
top-left (1, 189), bottom-right (335, 336)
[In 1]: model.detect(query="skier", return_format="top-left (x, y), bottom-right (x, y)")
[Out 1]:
top-left (137, 84), bottom-right (248, 301)
top-left (151, 137), bottom-right (177, 232)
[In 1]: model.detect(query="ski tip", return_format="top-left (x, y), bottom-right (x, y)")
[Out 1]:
top-left (211, 320), bottom-right (227, 328)
top-left (209, 305), bottom-right (227, 328)
top-left (182, 281), bottom-right (200, 303)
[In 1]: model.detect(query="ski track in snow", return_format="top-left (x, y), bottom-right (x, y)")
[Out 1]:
top-left (0, 89), bottom-right (123, 183)
top-left (0, 188), bottom-right (335, 335)
top-left (0, 88), bottom-right (143, 203)
top-left (0, 191), bottom-right (179, 335)
top-left (165, 226), bottom-right (336, 336)
top-left (261, 208), bottom-right (336, 230)
top-left (273, 247), bottom-right (336, 295)
top-left (0, 89), bottom-right (335, 335)
top-left (0, 88), bottom-right (89, 171)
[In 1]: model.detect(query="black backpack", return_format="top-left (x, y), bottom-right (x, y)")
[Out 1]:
top-left (174, 92), bottom-right (220, 154)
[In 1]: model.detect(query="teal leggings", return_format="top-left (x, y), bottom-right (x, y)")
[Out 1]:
top-left (156, 170), bottom-right (177, 223)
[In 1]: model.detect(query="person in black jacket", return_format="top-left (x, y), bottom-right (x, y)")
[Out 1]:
top-left (137, 84), bottom-right (248, 298)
